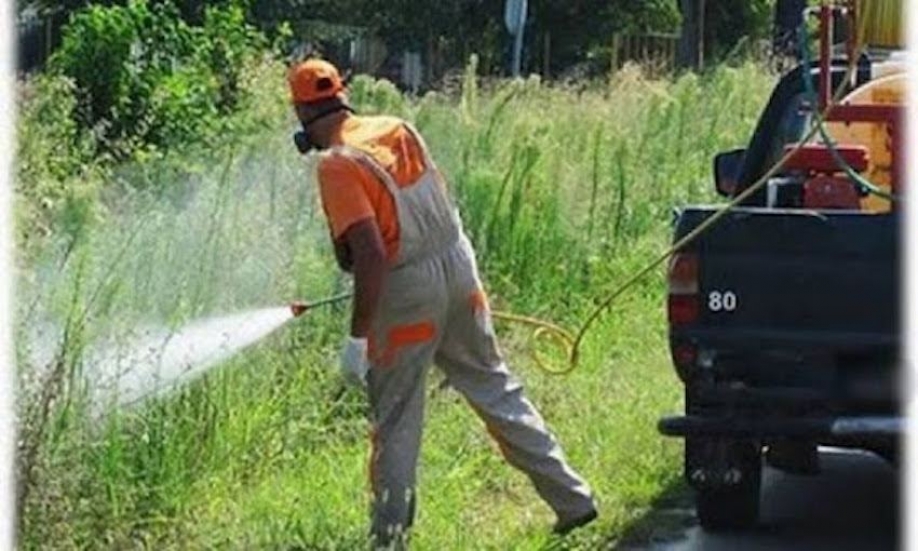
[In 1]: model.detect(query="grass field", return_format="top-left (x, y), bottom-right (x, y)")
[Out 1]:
top-left (15, 59), bottom-right (774, 549)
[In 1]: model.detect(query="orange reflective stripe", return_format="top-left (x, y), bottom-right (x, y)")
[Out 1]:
top-left (468, 289), bottom-right (496, 337)
top-left (370, 320), bottom-right (437, 369)
top-left (388, 321), bottom-right (436, 347)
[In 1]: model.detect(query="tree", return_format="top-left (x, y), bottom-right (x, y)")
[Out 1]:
top-left (529, 0), bottom-right (679, 76)
top-left (677, 0), bottom-right (705, 69)
top-left (705, 0), bottom-right (773, 59)
top-left (678, 0), bottom-right (774, 70)
top-left (773, 0), bottom-right (805, 57)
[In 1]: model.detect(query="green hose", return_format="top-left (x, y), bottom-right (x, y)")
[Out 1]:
top-left (798, 22), bottom-right (898, 203)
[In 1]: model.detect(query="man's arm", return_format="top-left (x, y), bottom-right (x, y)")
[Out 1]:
top-left (342, 217), bottom-right (387, 338)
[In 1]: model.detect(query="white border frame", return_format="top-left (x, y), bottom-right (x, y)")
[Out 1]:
top-left (906, 0), bottom-right (917, 549)
top-left (0, 3), bottom-right (914, 551)
top-left (1, 0), bottom-right (15, 549)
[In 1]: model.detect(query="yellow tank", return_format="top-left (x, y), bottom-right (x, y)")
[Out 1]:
top-left (854, 0), bottom-right (903, 48)
top-left (823, 71), bottom-right (904, 212)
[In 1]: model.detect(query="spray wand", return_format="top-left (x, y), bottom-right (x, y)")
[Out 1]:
top-left (289, 292), bottom-right (353, 318)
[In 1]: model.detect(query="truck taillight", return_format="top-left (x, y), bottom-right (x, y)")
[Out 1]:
top-left (671, 342), bottom-right (698, 381)
top-left (668, 253), bottom-right (699, 294)
top-left (668, 295), bottom-right (699, 325)
top-left (668, 253), bottom-right (699, 326)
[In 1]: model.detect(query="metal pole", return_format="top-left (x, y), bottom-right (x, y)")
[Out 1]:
top-left (504, 0), bottom-right (527, 77)
top-left (819, 2), bottom-right (832, 111)
top-left (512, 28), bottom-right (524, 77)
top-left (846, 0), bottom-right (857, 87)
top-left (698, 0), bottom-right (706, 70)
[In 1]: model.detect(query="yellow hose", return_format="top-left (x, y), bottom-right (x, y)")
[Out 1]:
top-left (493, 39), bottom-right (867, 376)
top-left (491, 310), bottom-right (577, 375)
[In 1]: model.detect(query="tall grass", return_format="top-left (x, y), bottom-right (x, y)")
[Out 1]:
top-left (15, 59), bottom-right (773, 549)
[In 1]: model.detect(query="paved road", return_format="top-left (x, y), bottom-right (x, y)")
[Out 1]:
top-left (649, 448), bottom-right (900, 551)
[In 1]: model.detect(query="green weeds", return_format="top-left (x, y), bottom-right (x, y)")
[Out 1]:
top-left (15, 59), bottom-right (773, 549)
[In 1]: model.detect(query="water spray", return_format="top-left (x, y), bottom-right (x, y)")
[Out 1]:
top-left (83, 292), bottom-right (354, 411)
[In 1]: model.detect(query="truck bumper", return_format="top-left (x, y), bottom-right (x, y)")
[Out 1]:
top-left (659, 414), bottom-right (903, 439)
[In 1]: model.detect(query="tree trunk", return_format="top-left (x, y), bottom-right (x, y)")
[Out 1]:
top-left (677, 0), bottom-right (705, 70)
top-left (774, 0), bottom-right (806, 57)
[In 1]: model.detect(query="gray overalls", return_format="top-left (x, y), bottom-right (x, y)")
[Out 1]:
top-left (321, 120), bottom-right (595, 547)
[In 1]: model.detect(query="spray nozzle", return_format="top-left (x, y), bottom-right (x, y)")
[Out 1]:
top-left (290, 302), bottom-right (309, 317)
top-left (289, 293), bottom-right (353, 319)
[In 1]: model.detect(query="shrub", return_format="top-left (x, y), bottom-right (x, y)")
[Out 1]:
top-left (49, 0), bottom-right (266, 155)
top-left (15, 75), bottom-right (105, 248)
top-left (147, 65), bottom-right (220, 148)
top-left (51, 1), bottom-right (196, 151)
top-left (347, 74), bottom-right (411, 117)
top-left (200, 3), bottom-right (267, 114)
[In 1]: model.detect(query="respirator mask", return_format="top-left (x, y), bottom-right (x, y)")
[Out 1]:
top-left (292, 104), bottom-right (355, 155)
top-left (293, 127), bottom-right (318, 154)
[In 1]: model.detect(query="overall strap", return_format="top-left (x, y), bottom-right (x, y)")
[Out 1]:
top-left (401, 122), bottom-right (438, 173)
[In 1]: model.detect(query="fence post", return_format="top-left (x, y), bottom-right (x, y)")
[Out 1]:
top-left (610, 32), bottom-right (620, 74)
top-left (44, 15), bottom-right (52, 64)
top-left (698, 0), bottom-right (706, 69)
top-left (670, 36), bottom-right (676, 71)
top-left (624, 34), bottom-right (631, 67)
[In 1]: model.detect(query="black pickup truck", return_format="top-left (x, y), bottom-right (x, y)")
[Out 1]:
top-left (657, 56), bottom-right (902, 530)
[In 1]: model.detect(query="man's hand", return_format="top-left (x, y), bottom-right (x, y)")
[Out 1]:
top-left (340, 336), bottom-right (369, 387)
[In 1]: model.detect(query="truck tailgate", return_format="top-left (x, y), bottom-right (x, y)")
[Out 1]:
top-left (674, 207), bottom-right (900, 347)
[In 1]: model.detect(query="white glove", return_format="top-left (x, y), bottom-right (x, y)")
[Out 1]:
top-left (340, 336), bottom-right (370, 387)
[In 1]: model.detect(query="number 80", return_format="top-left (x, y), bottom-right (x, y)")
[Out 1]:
top-left (708, 291), bottom-right (737, 312)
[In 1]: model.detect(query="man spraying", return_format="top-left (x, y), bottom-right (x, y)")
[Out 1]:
top-left (288, 58), bottom-right (597, 547)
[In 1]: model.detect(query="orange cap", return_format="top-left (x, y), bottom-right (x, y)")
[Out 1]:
top-left (288, 59), bottom-right (346, 104)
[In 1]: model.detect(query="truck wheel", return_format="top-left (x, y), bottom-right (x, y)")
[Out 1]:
top-left (695, 442), bottom-right (762, 531)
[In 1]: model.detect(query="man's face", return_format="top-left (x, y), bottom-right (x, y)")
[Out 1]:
top-left (293, 103), bottom-right (323, 153)
top-left (294, 103), bottom-right (318, 129)
top-left (292, 95), bottom-right (350, 153)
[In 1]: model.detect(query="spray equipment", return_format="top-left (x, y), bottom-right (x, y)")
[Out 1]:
top-left (290, 292), bottom-right (353, 317)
